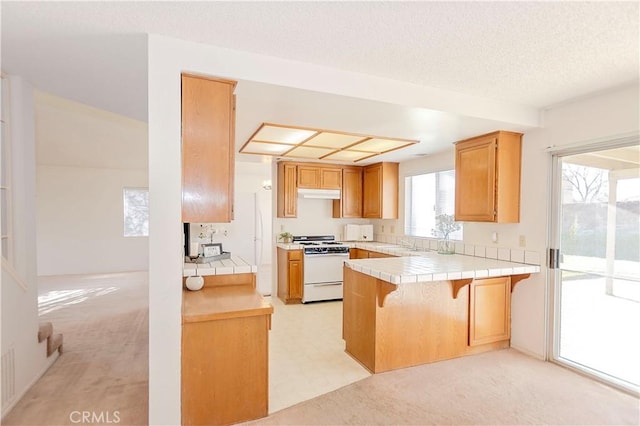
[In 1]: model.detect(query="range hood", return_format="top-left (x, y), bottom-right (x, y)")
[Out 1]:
top-left (297, 188), bottom-right (341, 200)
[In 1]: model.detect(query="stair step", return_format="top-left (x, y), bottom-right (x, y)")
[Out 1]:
top-left (47, 333), bottom-right (63, 357)
top-left (38, 322), bottom-right (53, 343)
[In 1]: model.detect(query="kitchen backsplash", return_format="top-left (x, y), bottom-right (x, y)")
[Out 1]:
top-left (373, 233), bottom-right (542, 266)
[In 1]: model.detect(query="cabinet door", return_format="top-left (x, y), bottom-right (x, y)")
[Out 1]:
top-left (363, 164), bottom-right (382, 218)
top-left (320, 168), bottom-right (342, 189)
top-left (469, 277), bottom-right (511, 346)
top-left (368, 251), bottom-right (390, 258)
top-left (455, 136), bottom-right (497, 222)
top-left (297, 166), bottom-right (320, 189)
top-left (289, 260), bottom-right (302, 299)
top-left (181, 74), bottom-right (236, 223)
top-left (277, 163), bottom-right (297, 218)
top-left (341, 168), bottom-right (363, 217)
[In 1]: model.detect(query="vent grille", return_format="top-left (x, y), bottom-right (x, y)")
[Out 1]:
top-left (1, 347), bottom-right (15, 410)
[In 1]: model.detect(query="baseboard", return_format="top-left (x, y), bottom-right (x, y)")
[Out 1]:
top-left (510, 344), bottom-right (546, 361)
top-left (1, 348), bottom-right (59, 420)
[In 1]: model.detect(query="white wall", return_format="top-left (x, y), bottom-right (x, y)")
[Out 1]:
top-left (1, 76), bottom-right (52, 417)
top-left (34, 92), bottom-right (149, 276)
top-left (36, 165), bottom-right (148, 276)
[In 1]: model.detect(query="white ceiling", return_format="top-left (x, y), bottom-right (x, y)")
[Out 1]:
top-left (2, 1), bottom-right (638, 164)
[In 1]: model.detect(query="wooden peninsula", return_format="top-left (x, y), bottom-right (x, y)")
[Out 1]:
top-left (343, 253), bottom-right (539, 373)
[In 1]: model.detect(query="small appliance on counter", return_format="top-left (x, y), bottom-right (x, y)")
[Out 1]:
top-left (343, 224), bottom-right (373, 242)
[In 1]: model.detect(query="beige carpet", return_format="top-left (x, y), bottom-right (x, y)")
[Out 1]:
top-left (2, 272), bottom-right (148, 426)
top-left (251, 349), bottom-right (639, 425)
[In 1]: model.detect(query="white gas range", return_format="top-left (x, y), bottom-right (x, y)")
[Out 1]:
top-left (292, 235), bottom-right (349, 303)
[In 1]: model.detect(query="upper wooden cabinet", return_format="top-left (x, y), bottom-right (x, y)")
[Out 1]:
top-left (454, 131), bottom-right (522, 223)
top-left (363, 162), bottom-right (399, 219)
top-left (332, 167), bottom-right (362, 218)
top-left (181, 73), bottom-right (237, 223)
top-left (297, 166), bottom-right (342, 189)
top-left (277, 162), bottom-right (297, 218)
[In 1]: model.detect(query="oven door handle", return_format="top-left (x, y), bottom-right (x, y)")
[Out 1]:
top-left (308, 282), bottom-right (343, 287)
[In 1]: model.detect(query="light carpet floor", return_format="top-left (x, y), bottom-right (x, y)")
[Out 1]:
top-left (250, 348), bottom-right (640, 425)
top-left (3, 272), bottom-right (148, 426)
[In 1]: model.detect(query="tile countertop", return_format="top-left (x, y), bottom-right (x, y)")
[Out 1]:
top-left (183, 256), bottom-right (257, 277)
top-left (345, 252), bottom-right (540, 285)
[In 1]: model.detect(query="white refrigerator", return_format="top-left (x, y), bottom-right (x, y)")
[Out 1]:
top-left (224, 190), bottom-right (272, 295)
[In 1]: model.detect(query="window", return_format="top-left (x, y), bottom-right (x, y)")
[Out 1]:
top-left (404, 170), bottom-right (462, 240)
top-left (123, 188), bottom-right (149, 237)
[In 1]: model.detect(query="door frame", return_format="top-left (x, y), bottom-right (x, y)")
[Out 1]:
top-left (546, 132), bottom-right (639, 395)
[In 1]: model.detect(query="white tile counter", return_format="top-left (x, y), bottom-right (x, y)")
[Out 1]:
top-left (345, 252), bottom-right (540, 284)
top-left (183, 256), bottom-right (257, 277)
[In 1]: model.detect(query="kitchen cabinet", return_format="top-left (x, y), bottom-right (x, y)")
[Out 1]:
top-left (277, 248), bottom-right (303, 304)
top-left (454, 131), bottom-right (522, 223)
top-left (468, 277), bottom-right (511, 346)
top-left (277, 162), bottom-right (297, 218)
top-left (351, 248), bottom-right (394, 259)
top-left (297, 165), bottom-right (342, 189)
top-left (181, 73), bottom-right (237, 223)
top-left (333, 167), bottom-right (363, 218)
top-left (363, 162), bottom-right (399, 219)
top-left (182, 278), bottom-right (272, 425)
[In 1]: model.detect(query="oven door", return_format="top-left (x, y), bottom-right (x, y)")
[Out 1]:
top-left (303, 253), bottom-right (348, 303)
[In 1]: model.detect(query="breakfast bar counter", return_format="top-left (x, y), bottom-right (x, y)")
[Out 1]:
top-left (342, 253), bottom-right (540, 374)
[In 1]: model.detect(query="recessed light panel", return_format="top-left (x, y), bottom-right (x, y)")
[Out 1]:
top-left (322, 150), bottom-right (372, 162)
top-left (253, 125), bottom-right (316, 144)
top-left (285, 146), bottom-right (336, 159)
top-left (239, 123), bottom-right (418, 162)
top-left (303, 132), bottom-right (367, 149)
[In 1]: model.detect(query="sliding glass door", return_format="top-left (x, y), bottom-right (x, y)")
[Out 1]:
top-left (550, 141), bottom-right (639, 393)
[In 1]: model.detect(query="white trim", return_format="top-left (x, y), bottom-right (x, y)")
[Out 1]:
top-left (1, 257), bottom-right (28, 292)
top-left (544, 131), bottom-right (639, 154)
top-left (0, 348), bottom-right (59, 419)
top-left (551, 357), bottom-right (639, 397)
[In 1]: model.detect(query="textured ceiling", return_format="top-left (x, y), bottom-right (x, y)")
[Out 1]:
top-left (2, 1), bottom-right (638, 162)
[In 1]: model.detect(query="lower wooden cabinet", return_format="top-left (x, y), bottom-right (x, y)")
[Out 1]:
top-left (181, 282), bottom-right (272, 425)
top-left (277, 248), bottom-right (303, 304)
top-left (352, 248), bottom-right (394, 259)
top-left (468, 276), bottom-right (511, 346)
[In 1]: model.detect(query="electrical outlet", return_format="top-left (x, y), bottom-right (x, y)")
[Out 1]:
top-left (390, 225), bottom-right (395, 234)
top-left (381, 225), bottom-right (385, 233)
top-left (492, 232), bottom-right (498, 243)
top-left (519, 235), bottom-right (526, 247)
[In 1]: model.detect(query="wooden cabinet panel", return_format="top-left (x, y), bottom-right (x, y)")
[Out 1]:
top-left (363, 162), bottom-right (398, 219)
top-left (298, 166), bottom-right (341, 189)
top-left (297, 166), bottom-right (320, 189)
top-left (367, 251), bottom-right (392, 258)
top-left (182, 315), bottom-right (269, 425)
top-left (289, 259), bottom-right (302, 300)
top-left (454, 131), bottom-right (522, 223)
top-left (320, 168), bottom-right (342, 189)
top-left (333, 167), bottom-right (362, 218)
top-left (277, 162), bottom-right (297, 218)
top-left (277, 248), bottom-right (303, 304)
top-left (181, 74), bottom-right (236, 223)
top-left (469, 277), bottom-right (511, 346)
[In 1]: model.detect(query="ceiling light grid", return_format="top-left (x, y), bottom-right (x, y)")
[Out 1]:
top-left (239, 123), bottom-right (418, 162)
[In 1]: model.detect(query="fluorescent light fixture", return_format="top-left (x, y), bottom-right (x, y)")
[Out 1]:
top-left (239, 122), bottom-right (418, 163)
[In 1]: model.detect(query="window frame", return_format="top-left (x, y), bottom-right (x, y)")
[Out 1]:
top-left (404, 169), bottom-right (463, 240)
